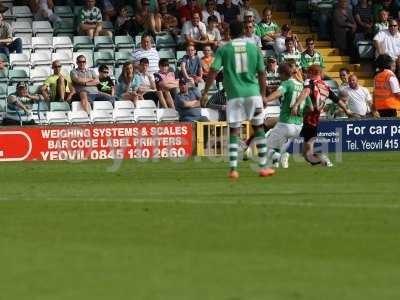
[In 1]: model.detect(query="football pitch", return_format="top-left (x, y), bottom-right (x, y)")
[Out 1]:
top-left (1, 152), bottom-right (399, 300)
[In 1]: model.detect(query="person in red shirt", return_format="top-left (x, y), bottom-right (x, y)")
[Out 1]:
top-left (292, 65), bottom-right (352, 166)
top-left (179, 0), bottom-right (202, 24)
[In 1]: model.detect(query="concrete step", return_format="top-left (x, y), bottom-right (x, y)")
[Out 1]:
top-left (324, 56), bottom-right (350, 63)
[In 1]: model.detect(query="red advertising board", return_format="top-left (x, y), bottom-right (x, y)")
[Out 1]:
top-left (0, 123), bottom-right (193, 162)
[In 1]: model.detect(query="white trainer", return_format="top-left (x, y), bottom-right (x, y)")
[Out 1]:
top-left (280, 152), bottom-right (290, 168)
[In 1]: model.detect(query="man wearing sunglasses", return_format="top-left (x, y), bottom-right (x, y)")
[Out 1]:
top-left (40, 60), bottom-right (75, 102)
top-left (70, 55), bottom-right (112, 113)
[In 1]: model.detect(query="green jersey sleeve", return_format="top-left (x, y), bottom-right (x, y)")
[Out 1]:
top-left (256, 48), bottom-right (265, 72)
top-left (278, 81), bottom-right (289, 95)
top-left (211, 47), bottom-right (223, 71)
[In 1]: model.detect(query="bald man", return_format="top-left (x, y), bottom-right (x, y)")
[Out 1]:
top-left (341, 74), bottom-right (372, 117)
top-left (41, 60), bottom-right (75, 102)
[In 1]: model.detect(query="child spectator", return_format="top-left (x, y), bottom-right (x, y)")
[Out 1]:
top-left (201, 45), bottom-right (214, 80)
top-left (180, 44), bottom-right (203, 86)
top-left (374, 9), bottom-right (389, 34)
top-left (97, 64), bottom-right (115, 96)
top-left (202, 0), bottom-right (221, 24)
top-left (116, 61), bottom-right (142, 105)
top-left (154, 58), bottom-right (179, 109)
top-left (338, 67), bottom-right (350, 91)
top-left (265, 56), bottom-right (280, 96)
top-left (278, 37), bottom-right (302, 67)
top-left (354, 0), bottom-right (373, 39)
top-left (206, 15), bottom-right (221, 48)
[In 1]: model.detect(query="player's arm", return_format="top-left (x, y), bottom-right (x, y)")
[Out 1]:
top-left (330, 89), bottom-right (353, 117)
top-left (200, 67), bottom-right (218, 107)
top-left (258, 71), bottom-right (267, 102)
top-left (263, 89), bottom-right (282, 106)
top-left (291, 87), bottom-right (310, 116)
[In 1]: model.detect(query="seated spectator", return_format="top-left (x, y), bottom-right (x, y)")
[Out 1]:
top-left (373, 19), bottom-right (400, 67)
top-left (256, 8), bottom-right (280, 49)
top-left (340, 74), bottom-right (372, 117)
top-left (180, 44), bottom-right (204, 86)
top-left (97, 64), bottom-right (115, 96)
top-left (333, 0), bottom-right (357, 57)
top-left (278, 37), bottom-right (302, 67)
top-left (354, 0), bottom-right (373, 39)
top-left (132, 34), bottom-right (160, 75)
top-left (206, 15), bottom-right (221, 48)
top-left (115, 6), bottom-right (138, 36)
top-left (274, 24), bottom-right (302, 55)
top-left (157, 0), bottom-right (179, 34)
top-left (338, 67), bottom-right (351, 91)
top-left (154, 58), bottom-right (179, 110)
top-left (239, 0), bottom-right (260, 23)
top-left (300, 37), bottom-right (325, 71)
top-left (116, 61), bottom-right (142, 105)
top-left (137, 57), bottom-right (173, 108)
top-left (137, 0), bottom-right (162, 34)
top-left (0, 13), bottom-right (22, 57)
top-left (77, 0), bottom-right (112, 39)
top-left (40, 60), bottom-right (75, 102)
top-left (242, 21), bottom-right (261, 48)
top-left (179, 13), bottom-right (208, 48)
top-left (219, 22), bottom-right (231, 46)
top-left (202, 0), bottom-right (221, 24)
top-left (7, 82), bottom-right (42, 115)
top-left (201, 45), bottom-right (214, 80)
top-left (374, 9), bottom-right (389, 34)
top-left (179, 0), bottom-right (202, 24)
top-left (218, 0), bottom-right (240, 24)
top-left (265, 56), bottom-right (280, 96)
top-left (34, 0), bottom-right (62, 24)
top-left (372, 0), bottom-right (397, 21)
top-left (175, 79), bottom-right (208, 122)
top-left (70, 55), bottom-right (112, 113)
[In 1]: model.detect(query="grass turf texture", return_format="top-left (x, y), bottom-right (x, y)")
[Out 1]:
top-left (0, 152), bottom-right (399, 300)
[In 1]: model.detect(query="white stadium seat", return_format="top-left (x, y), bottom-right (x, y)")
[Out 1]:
top-left (91, 101), bottom-right (114, 124)
top-left (136, 99), bottom-right (157, 109)
top-left (157, 108), bottom-right (179, 123)
top-left (113, 100), bottom-right (135, 123)
top-left (32, 21), bottom-right (53, 36)
top-left (31, 52), bottom-right (52, 67)
top-left (69, 101), bottom-right (91, 124)
top-left (134, 108), bottom-right (157, 123)
top-left (47, 111), bottom-right (70, 125)
top-left (201, 108), bottom-right (219, 121)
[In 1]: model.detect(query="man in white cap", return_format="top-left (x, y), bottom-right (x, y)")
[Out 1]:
top-left (239, 0), bottom-right (260, 23)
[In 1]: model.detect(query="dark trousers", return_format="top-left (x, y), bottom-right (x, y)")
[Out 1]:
top-left (0, 38), bottom-right (23, 57)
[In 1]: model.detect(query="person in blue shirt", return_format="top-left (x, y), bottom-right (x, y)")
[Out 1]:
top-left (175, 79), bottom-right (208, 122)
top-left (116, 61), bottom-right (142, 106)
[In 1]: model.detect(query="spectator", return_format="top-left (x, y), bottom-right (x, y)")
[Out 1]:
top-left (137, 0), bottom-right (162, 34)
top-left (374, 9), bottom-right (389, 34)
top-left (115, 6), bottom-right (138, 36)
top-left (40, 60), bottom-right (75, 102)
top-left (219, 22), bottom-right (231, 46)
top-left (300, 37), bottom-right (325, 71)
top-left (201, 45), bottom-right (214, 80)
top-left (0, 13), bottom-right (22, 57)
top-left (137, 57), bottom-right (173, 108)
top-left (373, 0), bottom-right (397, 21)
top-left (217, 0), bottom-right (240, 24)
top-left (372, 54), bottom-right (400, 117)
top-left (97, 64), bottom-right (115, 96)
top-left (7, 82), bottom-right (42, 115)
top-left (206, 15), bottom-right (221, 48)
top-left (180, 44), bottom-right (203, 86)
top-left (265, 56), bottom-right (280, 96)
top-left (34, 0), bottom-right (62, 24)
top-left (278, 37), bottom-right (302, 67)
top-left (0, 2), bottom-right (7, 13)
top-left (0, 58), bottom-right (5, 70)
top-left (132, 34), bottom-right (160, 75)
top-left (332, 0), bottom-right (357, 57)
top-left (116, 61), bottom-right (142, 105)
top-left (157, 0), bottom-right (179, 33)
top-left (340, 74), bottom-right (372, 117)
top-left (373, 19), bottom-right (400, 66)
top-left (256, 8), bottom-right (280, 49)
top-left (97, 0), bottom-right (117, 21)
top-left (274, 24), bottom-right (302, 55)
top-left (70, 54), bottom-right (112, 113)
top-left (338, 67), bottom-right (351, 91)
top-left (202, 0), bottom-right (221, 24)
top-left (175, 79), bottom-right (208, 122)
top-left (154, 58), bottom-right (179, 110)
top-left (239, 0), bottom-right (260, 23)
top-left (179, 12), bottom-right (208, 48)
top-left (242, 21), bottom-right (262, 48)
top-left (77, 0), bottom-right (112, 39)
top-left (354, 0), bottom-right (373, 39)
top-left (179, 0), bottom-right (202, 24)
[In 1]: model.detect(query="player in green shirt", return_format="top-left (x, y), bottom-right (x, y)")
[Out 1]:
top-left (201, 21), bottom-right (275, 179)
top-left (263, 63), bottom-right (312, 168)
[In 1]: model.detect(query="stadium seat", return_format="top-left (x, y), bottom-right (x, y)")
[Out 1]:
top-left (69, 102), bottom-right (91, 124)
top-left (201, 108), bottom-right (219, 121)
top-left (102, 21), bottom-right (114, 34)
top-left (93, 50), bottom-right (115, 66)
top-left (158, 48), bottom-right (176, 62)
top-left (31, 52), bottom-right (52, 67)
top-left (157, 108), bottom-right (179, 123)
top-left (54, 6), bottom-right (74, 19)
top-left (357, 41), bottom-right (374, 60)
top-left (135, 35), bottom-right (142, 48)
top-left (47, 110), bottom-right (70, 125)
top-left (176, 50), bottom-right (186, 61)
top-left (8, 69), bottom-right (30, 84)
top-left (0, 68), bottom-right (8, 83)
top-left (113, 100), bottom-right (135, 123)
top-left (12, 6), bottom-right (33, 22)
top-left (50, 101), bottom-right (71, 111)
top-left (7, 85), bottom-right (16, 96)
top-left (54, 19), bottom-right (74, 36)
top-left (264, 105), bottom-right (280, 118)
top-left (136, 99), bottom-right (157, 109)
top-left (15, 36), bottom-right (32, 56)
top-left (94, 36), bottom-right (115, 51)
top-left (32, 36), bottom-right (53, 52)
top-left (115, 35), bottom-right (134, 51)
top-left (114, 66), bottom-right (122, 80)
top-left (115, 51), bottom-right (133, 66)
top-left (0, 98), bottom-right (6, 122)
top-left (73, 51), bottom-right (94, 68)
top-left (51, 51), bottom-right (74, 67)
top-left (156, 34), bottom-right (176, 49)
top-left (31, 101), bottom-right (49, 125)
top-left (73, 36), bottom-right (94, 51)
top-left (0, 83), bottom-right (7, 100)
top-left (28, 84), bottom-right (42, 94)
top-left (32, 21), bottom-right (53, 37)
top-left (52, 36), bottom-right (73, 54)
top-left (91, 101), bottom-right (114, 124)
top-left (30, 67), bottom-right (51, 83)
top-left (133, 108), bottom-right (157, 123)
top-left (11, 21), bottom-right (32, 36)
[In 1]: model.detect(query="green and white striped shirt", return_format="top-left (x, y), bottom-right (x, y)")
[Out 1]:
top-left (300, 51), bottom-right (325, 69)
top-left (79, 6), bottom-right (102, 25)
top-left (255, 21), bottom-right (280, 38)
top-left (278, 50), bottom-right (301, 66)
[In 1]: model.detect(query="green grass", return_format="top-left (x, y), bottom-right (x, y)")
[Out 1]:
top-left (0, 153), bottom-right (400, 300)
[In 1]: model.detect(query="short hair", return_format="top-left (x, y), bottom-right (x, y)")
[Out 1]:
top-left (305, 37), bottom-right (314, 44)
top-left (159, 58), bottom-right (169, 67)
top-left (76, 54), bottom-right (86, 62)
top-left (307, 64), bottom-right (322, 77)
top-left (376, 54), bottom-right (394, 70)
top-left (229, 21), bottom-right (244, 39)
top-left (339, 67), bottom-right (350, 74)
top-left (98, 64), bottom-right (109, 72)
top-left (278, 63), bottom-right (292, 77)
top-left (140, 57), bottom-right (149, 64)
top-left (141, 33), bottom-right (152, 41)
top-left (207, 15), bottom-right (218, 24)
top-left (263, 7), bottom-right (271, 15)
top-left (285, 37), bottom-right (295, 45)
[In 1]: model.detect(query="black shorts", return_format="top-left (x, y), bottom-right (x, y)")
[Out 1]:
top-left (300, 123), bottom-right (318, 143)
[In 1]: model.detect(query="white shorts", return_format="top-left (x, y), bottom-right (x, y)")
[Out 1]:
top-left (227, 96), bottom-right (264, 128)
top-left (266, 122), bottom-right (303, 150)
